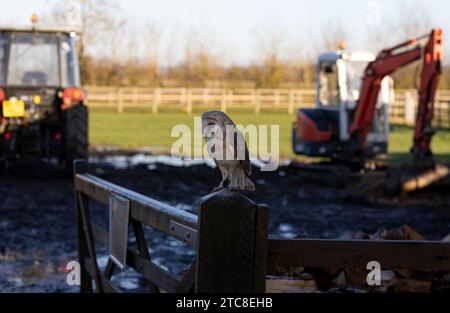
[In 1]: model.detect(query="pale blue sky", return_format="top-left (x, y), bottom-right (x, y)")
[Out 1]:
top-left (2, 0), bottom-right (450, 65)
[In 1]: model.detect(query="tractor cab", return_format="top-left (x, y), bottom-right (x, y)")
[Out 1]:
top-left (0, 20), bottom-right (87, 168)
top-left (293, 50), bottom-right (393, 159)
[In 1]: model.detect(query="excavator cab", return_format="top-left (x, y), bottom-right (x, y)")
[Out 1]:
top-left (293, 51), bottom-right (393, 160)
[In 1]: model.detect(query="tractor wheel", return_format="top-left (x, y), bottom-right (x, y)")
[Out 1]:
top-left (63, 104), bottom-right (88, 168)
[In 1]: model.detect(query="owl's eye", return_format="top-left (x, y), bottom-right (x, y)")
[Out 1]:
top-left (207, 122), bottom-right (215, 126)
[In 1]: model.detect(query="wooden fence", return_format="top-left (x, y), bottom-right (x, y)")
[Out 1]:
top-left (84, 86), bottom-right (450, 127)
top-left (73, 159), bottom-right (450, 293)
top-left (73, 159), bottom-right (267, 293)
top-left (85, 87), bottom-right (316, 115)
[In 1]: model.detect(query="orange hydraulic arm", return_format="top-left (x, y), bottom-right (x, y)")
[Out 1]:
top-left (350, 28), bottom-right (442, 164)
top-left (412, 28), bottom-right (442, 165)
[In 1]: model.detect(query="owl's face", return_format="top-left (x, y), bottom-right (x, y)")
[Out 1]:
top-left (202, 117), bottom-right (222, 141)
top-left (202, 111), bottom-right (225, 141)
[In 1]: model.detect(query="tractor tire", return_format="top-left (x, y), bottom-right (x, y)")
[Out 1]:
top-left (63, 104), bottom-right (88, 168)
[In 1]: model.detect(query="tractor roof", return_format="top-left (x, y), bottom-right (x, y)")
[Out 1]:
top-left (0, 26), bottom-right (78, 35)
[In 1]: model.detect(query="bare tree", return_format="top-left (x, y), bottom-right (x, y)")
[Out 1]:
top-left (394, 1), bottom-right (433, 39)
top-left (371, 1), bottom-right (436, 88)
top-left (179, 25), bottom-right (226, 85)
top-left (44, 0), bottom-right (125, 84)
top-left (251, 22), bottom-right (288, 87)
top-left (367, 0), bottom-right (434, 51)
top-left (313, 19), bottom-right (351, 53)
top-left (143, 21), bottom-right (163, 84)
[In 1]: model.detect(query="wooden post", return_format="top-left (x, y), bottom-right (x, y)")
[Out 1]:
top-left (180, 88), bottom-right (186, 110)
top-left (288, 90), bottom-right (294, 114)
top-left (117, 88), bottom-right (124, 113)
top-left (435, 90), bottom-right (441, 128)
top-left (203, 89), bottom-right (209, 105)
top-left (195, 190), bottom-right (268, 293)
top-left (404, 90), bottom-right (416, 125)
top-left (221, 89), bottom-right (227, 112)
top-left (228, 89), bottom-right (233, 108)
top-left (152, 88), bottom-right (160, 114)
top-left (186, 88), bottom-right (193, 114)
top-left (73, 160), bottom-right (92, 293)
top-left (108, 89), bottom-right (114, 107)
top-left (132, 88), bottom-right (138, 107)
top-left (254, 89), bottom-right (260, 114)
top-left (275, 90), bottom-right (280, 107)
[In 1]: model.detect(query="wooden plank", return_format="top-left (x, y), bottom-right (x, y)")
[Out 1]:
top-left (84, 258), bottom-right (121, 293)
top-left (126, 250), bottom-right (180, 293)
top-left (74, 160), bottom-right (93, 293)
top-left (77, 192), bottom-right (104, 292)
top-left (195, 190), bottom-right (269, 293)
top-left (267, 239), bottom-right (450, 272)
top-left (90, 223), bottom-right (181, 293)
top-left (84, 86), bottom-right (450, 121)
top-left (253, 204), bottom-right (269, 292)
top-left (103, 259), bottom-right (116, 279)
top-left (75, 173), bottom-right (198, 243)
top-left (131, 220), bottom-right (160, 293)
top-left (75, 193), bottom-right (93, 292)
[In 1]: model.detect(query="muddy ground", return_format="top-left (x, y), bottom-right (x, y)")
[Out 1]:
top-left (1, 155), bottom-right (450, 292)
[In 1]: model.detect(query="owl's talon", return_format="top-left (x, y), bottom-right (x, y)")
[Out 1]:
top-left (211, 185), bottom-right (224, 193)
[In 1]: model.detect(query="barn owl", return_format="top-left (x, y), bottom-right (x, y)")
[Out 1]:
top-left (202, 111), bottom-right (255, 192)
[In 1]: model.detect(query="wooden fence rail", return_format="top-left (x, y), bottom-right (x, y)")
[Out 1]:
top-left (84, 87), bottom-right (450, 128)
top-left (267, 238), bottom-right (450, 273)
top-left (73, 159), bottom-right (450, 293)
top-left (73, 159), bottom-right (267, 293)
top-left (85, 87), bottom-right (317, 115)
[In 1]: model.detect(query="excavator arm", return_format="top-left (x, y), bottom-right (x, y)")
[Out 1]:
top-left (413, 28), bottom-right (442, 166)
top-left (350, 28), bottom-right (442, 166)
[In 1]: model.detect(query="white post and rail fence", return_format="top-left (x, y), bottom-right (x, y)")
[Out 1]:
top-left (84, 87), bottom-right (450, 128)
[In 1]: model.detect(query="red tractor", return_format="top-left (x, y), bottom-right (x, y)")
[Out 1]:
top-left (0, 22), bottom-right (88, 170)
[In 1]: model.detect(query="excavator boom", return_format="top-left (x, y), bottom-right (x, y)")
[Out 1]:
top-left (413, 28), bottom-right (442, 166)
top-left (350, 28), bottom-right (442, 167)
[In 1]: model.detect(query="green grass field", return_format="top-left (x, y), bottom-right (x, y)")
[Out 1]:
top-left (89, 109), bottom-right (450, 163)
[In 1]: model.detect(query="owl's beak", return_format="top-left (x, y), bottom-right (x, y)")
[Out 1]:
top-left (202, 118), bottom-right (218, 139)
top-left (203, 127), bottom-right (214, 139)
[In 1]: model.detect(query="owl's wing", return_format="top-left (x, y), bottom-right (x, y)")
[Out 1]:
top-left (225, 125), bottom-right (252, 176)
top-left (240, 141), bottom-right (252, 176)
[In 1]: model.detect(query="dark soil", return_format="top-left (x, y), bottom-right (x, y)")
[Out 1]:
top-left (1, 156), bottom-right (449, 292)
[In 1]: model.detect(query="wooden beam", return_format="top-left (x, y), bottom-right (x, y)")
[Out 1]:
top-left (267, 239), bottom-right (450, 272)
top-left (253, 204), bottom-right (269, 292)
top-left (90, 223), bottom-right (182, 293)
top-left (195, 190), bottom-right (269, 293)
top-left (131, 220), bottom-right (160, 293)
top-left (126, 250), bottom-right (181, 293)
top-left (84, 258), bottom-right (121, 293)
top-left (75, 193), bottom-right (93, 293)
top-left (77, 190), bottom-right (103, 292)
top-left (75, 173), bottom-right (198, 244)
